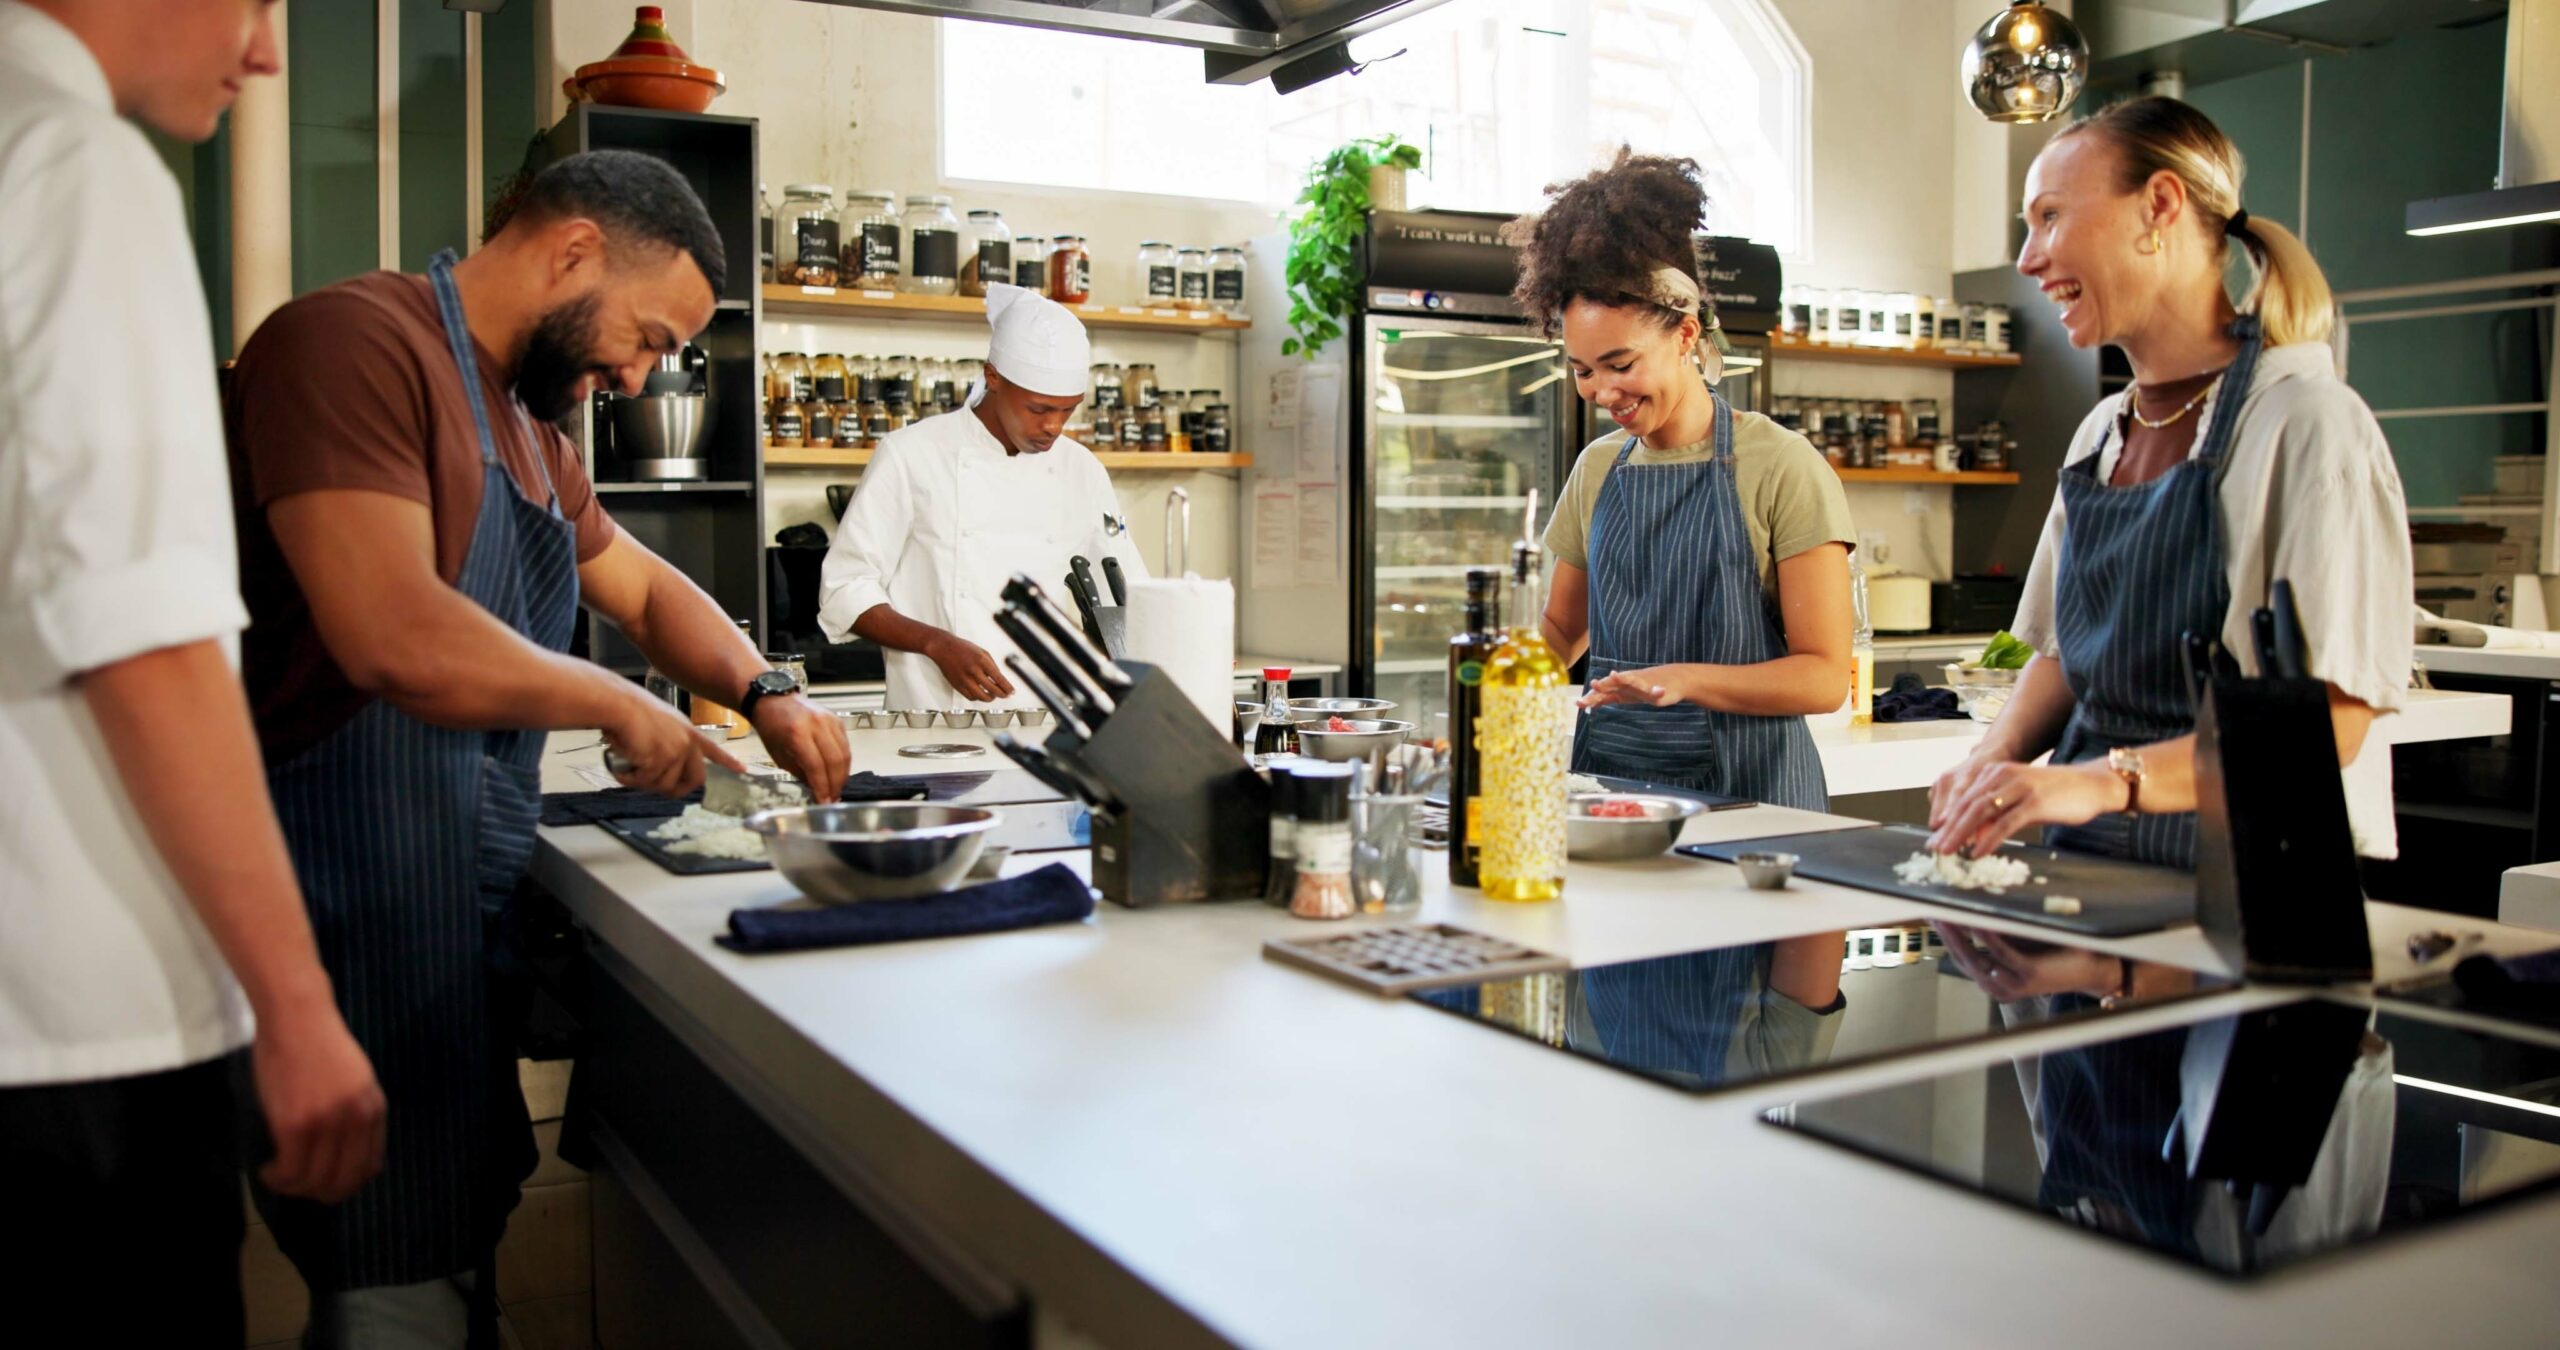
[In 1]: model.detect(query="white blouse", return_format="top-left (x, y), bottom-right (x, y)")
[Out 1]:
top-left (2012, 341), bottom-right (2415, 858)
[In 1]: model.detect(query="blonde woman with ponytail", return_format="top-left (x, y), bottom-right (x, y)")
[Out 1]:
top-left (1929, 96), bottom-right (2413, 874)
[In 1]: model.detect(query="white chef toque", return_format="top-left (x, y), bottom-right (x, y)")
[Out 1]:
top-left (981, 283), bottom-right (1091, 398)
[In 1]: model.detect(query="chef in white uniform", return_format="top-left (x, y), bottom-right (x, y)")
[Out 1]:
top-left (819, 284), bottom-right (1145, 708)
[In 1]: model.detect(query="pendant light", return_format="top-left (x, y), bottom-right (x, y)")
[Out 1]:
top-left (1961, 1), bottom-right (2088, 124)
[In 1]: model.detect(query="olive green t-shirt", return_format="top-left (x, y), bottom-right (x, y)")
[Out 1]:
top-left (1544, 408), bottom-right (1855, 604)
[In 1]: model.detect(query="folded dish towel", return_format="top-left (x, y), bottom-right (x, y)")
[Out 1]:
top-left (542, 771), bottom-right (929, 827)
top-left (1876, 672), bottom-right (1967, 723)
top-left (717, 861), bottom-right (1095, 953)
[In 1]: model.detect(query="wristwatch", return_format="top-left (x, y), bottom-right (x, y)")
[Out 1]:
top-left (2106, 746), bottom-right (2146, 813)
top-left (736, 669), bottom-right (801, 720)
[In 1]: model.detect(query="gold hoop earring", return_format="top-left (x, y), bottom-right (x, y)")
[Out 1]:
top-left (2138, 227), bottom-right (2162, 256)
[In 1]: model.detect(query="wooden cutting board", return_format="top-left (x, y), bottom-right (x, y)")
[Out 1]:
top-left (1680, 823), bottom-right (2197, 937)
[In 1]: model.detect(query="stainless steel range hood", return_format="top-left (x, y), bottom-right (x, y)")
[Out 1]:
top-left (796, 0), bottom-right (1457, 88)
top-left (2407, 0), bottom-right (2560, 236)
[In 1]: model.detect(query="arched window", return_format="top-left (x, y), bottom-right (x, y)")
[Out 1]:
top-left (940, 0), bottom-right (1811, 253)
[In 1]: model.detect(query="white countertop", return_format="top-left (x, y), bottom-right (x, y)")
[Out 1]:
top-left (534, 725), bottom-right (2560, 1350)
top-left (2417, 643), bottom-right (2560, 682)
top-left (1814, 686), bottom-right (2509, 796)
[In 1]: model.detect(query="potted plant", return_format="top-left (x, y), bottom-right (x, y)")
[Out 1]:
top-left (1282, 135), bottom-right (1423, 358)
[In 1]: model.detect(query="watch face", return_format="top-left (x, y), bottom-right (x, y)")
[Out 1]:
top-left (752, 670), bottom-right (799, 697)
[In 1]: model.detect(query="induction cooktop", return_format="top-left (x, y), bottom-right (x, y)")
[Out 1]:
top-left (1764, 998), bottom-right (2560, 1278)
top-left (1408, 918), bottom-right (2233, 1097)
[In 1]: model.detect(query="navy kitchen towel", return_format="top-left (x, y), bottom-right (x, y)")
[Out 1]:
top-left (1875, 672), bottom-right (1968, 723)
top-left (718, 861), bottom-right (1095, 953)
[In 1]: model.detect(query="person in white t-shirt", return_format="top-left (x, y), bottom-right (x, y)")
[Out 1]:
top-left (1928, 96), bottom-right (2412, 876)
top-left (0, 1), bottom-right (383, 1339)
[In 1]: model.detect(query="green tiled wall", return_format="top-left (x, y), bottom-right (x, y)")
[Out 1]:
top-left (2184, 16), bottom-right (2557, 508)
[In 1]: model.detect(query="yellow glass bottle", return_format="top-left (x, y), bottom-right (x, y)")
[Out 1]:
top-left (1477, 539), bottom-right (1571, 902)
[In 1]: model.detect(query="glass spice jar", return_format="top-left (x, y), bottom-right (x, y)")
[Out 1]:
top-left (1137, 241), bottom-right (1178, 306)
top-left (1208, 244), bottom-right (1246, 312)
top-left (1138, 404), bottom-right (1168, 451)
top-left (811, 352), bottom-right (849, 404)
top-left (902, 194), bottom-right (961, 297)
top-left (1175, 247), bottom-right (1209, 310)
top-left (854, 354), bottom-right (882, 404)
top-left (961, 208), bottom-right (1012, 298)
top-left (1090, 363), bottom-right (1124, 412)
top-left (757, 182), bottom-right (776, 283)
top-left (846, 190), bottom-right (901, 289)
top-left (831, 401), bottom-right (865, 449)
top-left (776, 185), bottom-right (841, 287)
top-left (771, 351), bottom-right (813, 403)
top-left (1048, 234), bottom-right (1091, 304)
top-left (768, 395), bottom-right (805, 448)
top-left (1013, 236), bottom-right (1048, 291)
top-left (1289, 766), bottom-right (1356, 920)
top-left (803, 396), bottom-right (835, 447)
top-left (1123, 362), bottom-right (1160, 410)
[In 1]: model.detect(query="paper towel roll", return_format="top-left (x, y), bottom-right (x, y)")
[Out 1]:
top-left (1122, 575), bottom-right (1235, 733)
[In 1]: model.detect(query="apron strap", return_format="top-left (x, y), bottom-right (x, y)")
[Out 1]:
top-left (427, 249), bottom-right (565, 514)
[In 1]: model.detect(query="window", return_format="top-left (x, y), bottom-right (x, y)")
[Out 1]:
top-left (939, 0), bottom-right (1809, 253)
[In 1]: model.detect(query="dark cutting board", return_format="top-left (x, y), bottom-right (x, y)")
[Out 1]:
top-left (1678, 823), bottom-right (2196, 937)
top-left (595, 798), bottom-right (1093, 877)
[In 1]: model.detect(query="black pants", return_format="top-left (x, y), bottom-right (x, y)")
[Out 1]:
top-left (0, 1055), bottom-right (246, 1347)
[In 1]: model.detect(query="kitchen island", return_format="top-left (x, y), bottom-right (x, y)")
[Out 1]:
top-left (532, 703), bottom-right (2559, 1350)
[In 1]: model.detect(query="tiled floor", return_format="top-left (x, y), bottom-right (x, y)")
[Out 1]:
top-left (243, 1059), bottom-right (592, 1349)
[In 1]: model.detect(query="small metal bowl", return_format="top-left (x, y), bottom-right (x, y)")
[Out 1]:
top-left (940, 708), bottom-right (980, 730)
top-left (1234, 701), bottom-right (1263, 746)
top-left (1291, 718), bottom-right (1415, 762)
top-left (979, 708), bottom-right (1023, 729)
top-left (1733, 851), bottom-right (1801, 890)
top-left (1281, 696), bottom-right (1396, 724)
top-left (840, 709), bottom-right (880, 730)
top-left (885, 709), bottom-right (936, 729)
top-left (1565, 793), bottom-right (1706, 860)
top-left (746, 803), bottom-right (1000, 904)
top-left (1015, 707), bottom-right (1052, 727)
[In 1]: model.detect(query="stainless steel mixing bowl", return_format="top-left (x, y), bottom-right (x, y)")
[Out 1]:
top-left (745, 803), bottom-right (998, 903)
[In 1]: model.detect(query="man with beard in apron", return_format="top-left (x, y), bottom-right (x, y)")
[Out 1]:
top-left (224, 152), bottom-right (849, 1345)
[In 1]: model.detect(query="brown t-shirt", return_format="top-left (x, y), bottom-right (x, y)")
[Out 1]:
top-left (225, 271), bottom-right (616, 762)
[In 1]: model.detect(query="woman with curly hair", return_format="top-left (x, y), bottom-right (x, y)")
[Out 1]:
top-left (1507, 151), bottom-right (1855, 810)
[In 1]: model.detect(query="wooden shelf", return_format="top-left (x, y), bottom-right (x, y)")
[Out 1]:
top-left (1833, 467), bottom-right (2021, 485)
top-left (760, 284), bottom-right (1250, 334)
top-left (765, 446), bottom-right (1252, 472)
top-left (1770, 334), bottom-right (2023, 370)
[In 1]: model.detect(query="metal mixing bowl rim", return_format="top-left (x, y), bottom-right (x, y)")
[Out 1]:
top-left (1567, 791), bottom-right (1707, 820)
top-left (745, 804), bottom-right (999, 844)
top-left (1292, 718), bottom-right (1416, 737)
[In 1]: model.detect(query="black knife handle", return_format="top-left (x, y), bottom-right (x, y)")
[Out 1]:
top-left (1064, 565), bottom-right (1106, 646)
top-left (1100, 555), bottom-right (1128, 606)
top-left (994, 607), bottom-right (1115, 722)
top-left (2269, 578), bottom-right (2308, 680)
top-left (992, 732), bottom-right (1091, 806)
top-left (1003, 574), bottom-right (1134, 694)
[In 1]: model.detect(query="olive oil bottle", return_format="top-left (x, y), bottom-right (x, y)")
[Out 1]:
top-left (1477, 538), bottom-right (1570, 903)
top-left (1446, 567), bottom-right (1503, 888)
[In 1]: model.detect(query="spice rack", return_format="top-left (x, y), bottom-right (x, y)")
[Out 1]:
top-left (760, 284), bottom-right (1251, 334)
top-left (1770, 333), bottom-right (2023, 371)
top-left (764, 446), bottom-right (1253, 472)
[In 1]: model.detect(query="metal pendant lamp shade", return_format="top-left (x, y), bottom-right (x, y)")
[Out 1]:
top-left (1962, 1), bottom-right (2089, 124)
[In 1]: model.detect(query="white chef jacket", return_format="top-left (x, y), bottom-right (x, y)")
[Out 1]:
top-left (2013, 341), bottom-right (2414, 858)
top-left (819, 407), bottom-right (1146, 709)
top-left (0, 2), bottom-right (255, 1084)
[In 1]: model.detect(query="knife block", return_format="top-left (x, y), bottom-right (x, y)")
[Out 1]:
top-left (1047, 662), bottom-right (1269, 908)
top-left (2191, 666), bottom-right (2374, 983)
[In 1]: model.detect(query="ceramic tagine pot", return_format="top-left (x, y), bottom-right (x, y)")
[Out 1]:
top-left (564, 6), bottom-right (725, 114)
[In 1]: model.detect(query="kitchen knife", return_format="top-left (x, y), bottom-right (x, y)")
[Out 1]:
top-left (704, 759), bottom-right (807, 817)
top-left (1099, 555), bottom-right (1128, 606)
top-left (1070, 555), bottom-right (1105, 609)
top-left (2268, 578), bottom-right (2309, 680)
top-left (1003, 652), bottom-right (1094, 741)
top-left (991, 732), bottom-right (1095, 807)
top-left (1033, 726), bottom-right (1125, 814)
top-left (1002, 574), bottom-right (1134, 695)
top-left (995, 606), bottom-right (1116, 722)
top-left (2249, 607), bottom-right (2282, 680)
top-left (1064, 559), bottom-right (1108, 647)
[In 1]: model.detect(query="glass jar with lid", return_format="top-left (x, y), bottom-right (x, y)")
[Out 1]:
top-left (1175, 248), bottom-right (1210, 310)
top-left (845, 191), bottom-right (901, 289)
top-left (1861, 291), bottom-right (1893, 350)
top-left (902, 195), bottom-right (961, 296)
top-left (854, 354), bottom-right (882, 404)
top-left (1090, 363), bottom-right (1124, 412)
top-left (803, 396), bottom-right (836, 447)
top-left (777, 186), bottom-right (841, 287)
top-left (1960, 302), bottom-right (1989, 353)
top-left (1208, 246), bottom-right (1246, 312)
top-left (831, 399), bottom-right (865, 449)
top-left (1013, 236), bottom-right (1048, 291)
top-left (771, 352), bottom-right (813, 403)
top-left (768, 394), bottom-right (805, 448)
top-left (1160, 391), bottom-right (1192, 452)
top-left (962, 209), bottom-right (1012, 298)
top-left (757, 183), bottom-right (776, 283)
top-left (927, 358), bottom-right (960, 412)
top-left (858, 392), bottom-right (890, 440)
top-left (1123, 362), bottom-right (1160, 409)
top-left (1048, 234), bottom-right (1091, 304)
top-left (881, 354), bottom-right (917, 408)
top-left (1138, 241), bottom-right (1178, 305)
top-left (811, 353), bottom-right (850, 404)
top-left (1985, 303), bottom-right (2014, 354)
top-left (1138, 404), bottom-right (1169, 451)
top-left (1201, 402), bottom-right (1232, 456)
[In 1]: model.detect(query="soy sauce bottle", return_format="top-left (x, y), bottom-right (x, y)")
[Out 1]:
top-left (1252, 667), bottom-right (1295, 757)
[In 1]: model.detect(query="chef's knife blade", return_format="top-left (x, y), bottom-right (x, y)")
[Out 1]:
top-left (1003, 574), bottom-right (1134, 694)
top-left (1035, 727), bottom-right (1125, 814)
top-left (1099, 555), bottom-right (1128, 606)
top-left (704, 759), bottom-right (806, 817)
top-left (995, 606), bottom-right (1116, 722)
top-left (1003, 653), bottom-right (1093, 740)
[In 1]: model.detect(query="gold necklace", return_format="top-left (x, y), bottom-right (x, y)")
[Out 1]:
top-left (2126, 374), bottom-right (2219, 430)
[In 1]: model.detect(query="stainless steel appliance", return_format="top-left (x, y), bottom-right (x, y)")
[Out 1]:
top-left (607, 392), bottom-right (711, 480)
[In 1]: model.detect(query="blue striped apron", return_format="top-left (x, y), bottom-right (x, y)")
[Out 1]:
top-left (1570, 392), bottom-right (1829, 811)
top-left (2046, 317), bottom-right (2264, 870)
top-left (254, 250), bottom-right (581, 1290)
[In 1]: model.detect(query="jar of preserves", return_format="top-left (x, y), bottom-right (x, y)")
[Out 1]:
top-left (811, 352), bottom-right (850, 403)
top-left (880, 355), bottom-right (916, 408)
top-left (769, 395), bottom-right (806, 448)
top-left (961, 209), bottom-right (1012, 298)
top-left (1208, 245), bottom-right (1246, 312)
top-left (1048, 234), bottom-right (1091, 303)
top-left (1175, 248), bottom-right (1209, 310)
top-left (1138, 241), bottom-right (1178, 305)
top-left (859, 395), bottom-right (890, 440)
top-left (846, 191), bottom-right (901, 289)
top-left (831, 401), bottom-right (865, 449)
top-left (1123, 362), bottom-right (1160, 410)
top-left (854, 354), bottom-right (882, 404)
top-left (1013, 236), bottom-right (1048, 291)
top-left (776, 185), bottom-right (841, 287)
top-left (803, 396), bottom-right (836, 447)
top-left (771, 351), bottom-right (813, 403)
top-left (902, 194), bottom-right (961, 297)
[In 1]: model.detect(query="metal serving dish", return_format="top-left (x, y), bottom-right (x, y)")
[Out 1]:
top-left (1291, 718), bottom-right (1414, 762)
top-left (745, 803), bottom-right (999, 903)
top-left (1280, 696), bottom-right (1395, 724)
top-left (1565, 792), bottom-right (1706, 860)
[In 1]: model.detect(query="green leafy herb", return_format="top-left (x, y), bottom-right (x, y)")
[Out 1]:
top-left (1976, 631), bottom-right (2036, 671)
top-left (1281, 136), bottom-right (1423, 360)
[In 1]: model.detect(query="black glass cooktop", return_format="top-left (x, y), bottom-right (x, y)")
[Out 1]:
top-left (1409, 919), bottom-right (2233, 1096)
top-left (1766, 999), bottom-right (2560, 1278)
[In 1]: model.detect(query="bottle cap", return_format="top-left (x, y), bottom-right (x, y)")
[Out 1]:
top-left (1291, 763), bottom-right (1354, 822)
top-left (1261, 666), bottom-right (1292, 682)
